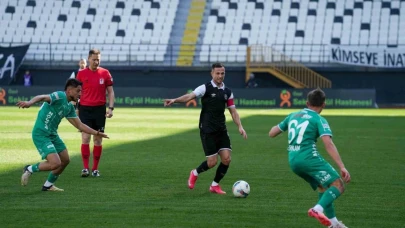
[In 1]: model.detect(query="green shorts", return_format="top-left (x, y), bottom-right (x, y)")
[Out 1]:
top-left (289, 154), bottom-right (340, 190)
top-left (32, 134), bottom-right (67, 160)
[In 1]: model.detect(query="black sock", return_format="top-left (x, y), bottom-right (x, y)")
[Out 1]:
top-left (213, 163), bottom-right (229, 183)
top-left (196, 161), bottom-right (209, 174)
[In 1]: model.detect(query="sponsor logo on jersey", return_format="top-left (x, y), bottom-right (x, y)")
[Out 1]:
top-left (44, 111), bottom-right (54, 130)
top-left (99, 78), bottom-right (104, 84)
top-left (211, 93), bottom-right (216, 97)
top-left (312, 146), bottom-right (319, 157)
top-left (224, 94), bottom-right (228, 100)
top-left (302, 114), bottom-right (312, 119)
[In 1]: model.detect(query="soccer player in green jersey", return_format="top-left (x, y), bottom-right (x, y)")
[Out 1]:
top-left (17, 78), bottom-right (109, 192)
top-left (269, 88), bottom-right (351, 228)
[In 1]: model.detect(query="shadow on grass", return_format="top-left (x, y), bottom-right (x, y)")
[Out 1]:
top-left (0, 115), bottom-right (289, 228)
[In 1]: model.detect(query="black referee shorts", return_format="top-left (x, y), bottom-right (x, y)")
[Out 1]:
top-left (200, 130), bottom-right (232, 157)
top-left (78, 105), bottom-right (106, 132)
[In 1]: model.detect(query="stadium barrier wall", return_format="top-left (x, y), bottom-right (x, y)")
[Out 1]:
top-left (8, 67), bottom-right (404, 105)
top-left (0, 86), bottom-right (376, 109)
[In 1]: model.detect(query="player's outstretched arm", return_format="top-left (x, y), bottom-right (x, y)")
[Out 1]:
top-left (321, 136), bottom-right (350, 183)
top-left (228, 107), bottom-right (247, 139)
top-left (67, 117), bottom-right (109, 138)
top-left (16, 95), bottom-right (51, 108)
top-left (163, 92), bottom-right (196, 107)
top-left (269, 125), bottom-right (282, 138)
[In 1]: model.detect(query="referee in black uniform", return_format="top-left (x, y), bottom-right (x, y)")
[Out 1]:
top-left (164, 62), bottom-right (247, 194)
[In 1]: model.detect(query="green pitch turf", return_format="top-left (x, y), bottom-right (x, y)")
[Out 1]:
top-left (0, 107), bottom-right (404, 228)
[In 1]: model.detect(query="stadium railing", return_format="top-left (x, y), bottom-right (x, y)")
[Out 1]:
top-left (1, 43), bottom-right (403, 68)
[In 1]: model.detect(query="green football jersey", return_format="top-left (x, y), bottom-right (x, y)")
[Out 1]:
top-left (278, 108), bottom-right (332, 160)
top-left (32, 91), bottom-right (77, 136)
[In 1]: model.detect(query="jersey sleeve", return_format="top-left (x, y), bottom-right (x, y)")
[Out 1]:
top-left (49, 91), bottom-right (65, 105)
top-left (105, 70), bottom-right (113, 86)
top-left (318, 117), bottom-right (333, 137)
top-left (193, 84), bottom-right (206, 98)
top-left (277, 114), bottom-right (290, 132)
top-left (66, 104), bottom-right (78, 118)
top-left (227, 92), bottom-right (235, 108)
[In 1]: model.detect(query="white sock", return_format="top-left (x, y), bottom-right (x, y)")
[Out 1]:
top-left (192, 169), bottom-right (198, 176)
top-left (330, 217), bottom-right (338, 226)
top-left (27, 166), bottom-right (33, 173)
top-left (313, 204), bottom-right (324, 213)
top-left (211, 181), bottom-right (218, 186)
top-left (44, 181), bottom-right (53, 187)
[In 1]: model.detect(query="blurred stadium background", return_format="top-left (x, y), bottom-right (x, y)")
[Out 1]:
top-left (0, 0), bottom-right (404, 107)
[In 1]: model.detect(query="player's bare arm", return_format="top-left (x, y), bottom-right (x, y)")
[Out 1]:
top-left (321, 135), bottom-right (350, 183)
top-left (269, 125), bottom-right (282, 138)
top-left (67, 117), bottom-right (109, 138)
top-left (16, 95), bottom-right (51, 108)
top-left (163, 92), bottom-right (197, 106)
top-left (228, 107), bottom-right (247, 139)
top-left (106, 86), bottom-right (115, 118)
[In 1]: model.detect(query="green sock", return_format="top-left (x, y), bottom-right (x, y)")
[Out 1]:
top-left (318, 192), bottom-right (336, 218)
top-left (32, 163), bottom-right (40, 172)
top-left (317, 186), bottom-right (341, 209)
top-left (47, 172), bottom-right (59, 183)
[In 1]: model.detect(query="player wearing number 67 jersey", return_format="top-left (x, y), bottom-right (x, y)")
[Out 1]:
top-left (269, 88), bottom-right (350, 228)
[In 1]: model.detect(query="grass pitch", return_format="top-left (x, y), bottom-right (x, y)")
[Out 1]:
top-left (0, 107), bottom-right (404, 228)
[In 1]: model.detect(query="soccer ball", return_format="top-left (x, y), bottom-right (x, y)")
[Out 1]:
top-left (232, 180), bottom-right (250, 198)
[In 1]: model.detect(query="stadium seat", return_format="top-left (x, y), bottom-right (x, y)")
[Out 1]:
top-left (0, 0), bottom-right (178, 64)
top-left (1, 0), bottom-right (405, 64)
top-left (199, 0), bottom-right (405, 63)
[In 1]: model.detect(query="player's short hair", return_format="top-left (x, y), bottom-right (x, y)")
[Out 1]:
top-left (211, 62), bottom-right (225, 70)
top-left (88, 49), bottom-right (101, 56)
top-left (65, 78), bottom-right (83, 90)
top-left (307, 88), bottom-right (326, 107)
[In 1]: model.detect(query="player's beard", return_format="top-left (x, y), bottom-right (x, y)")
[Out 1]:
top-left (215, 78), bottom-right (223, 85)
top-left (70, 95), bottom-right (79, 102)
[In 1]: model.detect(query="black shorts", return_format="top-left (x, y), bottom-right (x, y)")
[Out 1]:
top-left (200, 130), bottom-right (232, 157)
top-left (78, 105), bottom-right (106, 132)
